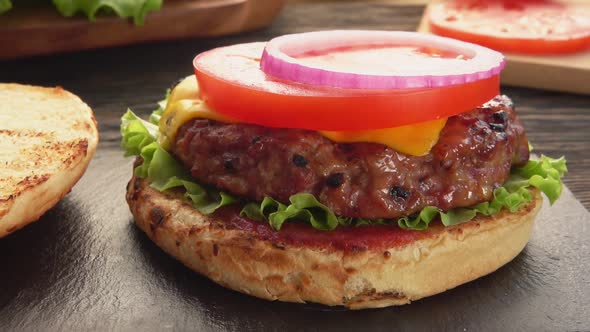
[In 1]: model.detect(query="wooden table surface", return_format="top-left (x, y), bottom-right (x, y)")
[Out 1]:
top-left (1, 3), bottom-right (589, 331)
top-left (1, 2), bottom-right (587, 210)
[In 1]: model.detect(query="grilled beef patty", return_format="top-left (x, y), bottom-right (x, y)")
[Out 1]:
top-left (172, 95), bottom-right (529, 219)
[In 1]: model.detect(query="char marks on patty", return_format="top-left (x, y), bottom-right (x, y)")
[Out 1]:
top-left (172, 95), bottom-right (529, 219)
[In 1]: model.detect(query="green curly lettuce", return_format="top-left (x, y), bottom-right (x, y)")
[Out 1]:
top-left (148, 91), bottom-right (168, 125)
top-left (0, 0), bottom-right (12, 15)
top-left (53, 0), bottom-right (162, 25)
top-left (121, 110), bottom-right (236, 214)
top-left (0, 0), bottom-right (161, 25)
top-left (121, 106), bottom-right (567, 232)
top-left (241, 194), bottom-right (345, 231)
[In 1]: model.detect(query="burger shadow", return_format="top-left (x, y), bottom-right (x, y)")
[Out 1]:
top-left (129, 220), bottom-right (543, 331)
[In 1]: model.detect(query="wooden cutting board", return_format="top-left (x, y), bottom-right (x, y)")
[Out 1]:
top-left (417, 3), bottom-right (590, 95)
top-left (0, 0), bottom-right (285, 60)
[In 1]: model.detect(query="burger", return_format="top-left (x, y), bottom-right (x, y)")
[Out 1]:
top-left (121, 31), bottom-right (566, 309)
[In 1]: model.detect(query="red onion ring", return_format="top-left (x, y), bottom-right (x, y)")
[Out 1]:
top-left (260, 30), bottom-right (505, 89)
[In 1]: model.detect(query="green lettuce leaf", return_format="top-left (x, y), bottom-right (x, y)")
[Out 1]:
top-left (511, 155), bottom-right (567, 204)
top-left (53, 0), bottom-right (162, 25)
top-left (121, 105), bottom-right (567, 232)
top-left (121, 109), bottom-right (236, 214)
top-left (397, 206), bottom-right (440, 231)
top-left (148, 90), bottom-right (169, 125)
top-left (241, 194), bottom-right (345, 231)
top-left (121, 109), bottom-right (158, 156)
top-left (0, 0), bottom-right (12, 15)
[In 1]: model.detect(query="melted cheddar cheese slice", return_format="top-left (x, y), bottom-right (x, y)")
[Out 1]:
top-left (160, 75), bottom-right (446, 156)
top-left (320, 118), bottom-right (446, 156)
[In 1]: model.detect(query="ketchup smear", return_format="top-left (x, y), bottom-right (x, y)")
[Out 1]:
top-left (214, 206), bottom-right (436, 253)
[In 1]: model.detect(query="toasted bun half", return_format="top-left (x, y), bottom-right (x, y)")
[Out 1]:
top-left (127, 174), bottom-right (542, 309)
top-left (0, 84), bottom-right (98, 238)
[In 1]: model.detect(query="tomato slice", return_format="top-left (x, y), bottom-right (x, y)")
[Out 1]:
top-left (429, 0), bottom-right (590, 54)
top-left (193, 42), bottom-right (499, 131)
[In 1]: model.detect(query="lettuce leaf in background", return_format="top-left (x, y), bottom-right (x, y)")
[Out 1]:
top-left (53, 0), bottom-right (162, 25)
top-left (121, 107), bottom-right (567, 232)
top-left (0, 0), bottom-right (12, 15)
top-left (0, 0), bottom-right (162, 24)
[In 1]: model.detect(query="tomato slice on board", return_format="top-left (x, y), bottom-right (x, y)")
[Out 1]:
top-left (429, 0), bottom-right (590, 55)
top-left (193, 42), bottom-right (500, 131)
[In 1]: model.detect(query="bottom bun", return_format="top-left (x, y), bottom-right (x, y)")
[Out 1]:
top-left (127, 175), bottom-right (542, 309)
